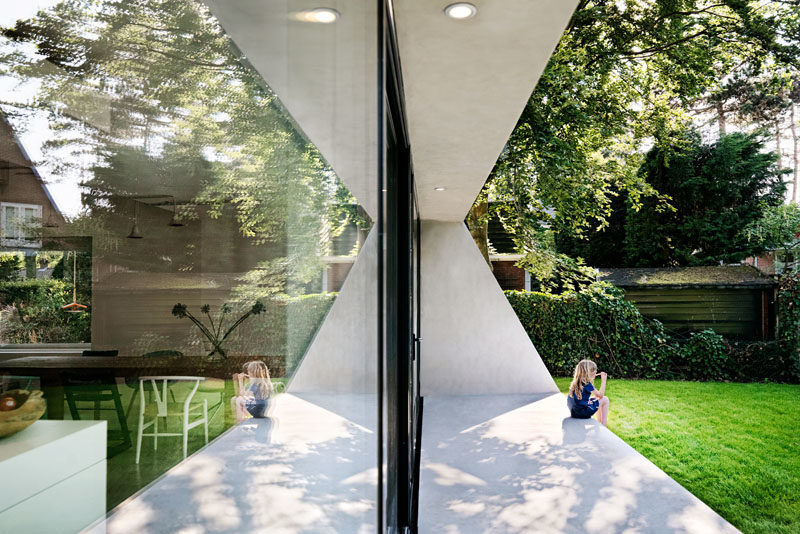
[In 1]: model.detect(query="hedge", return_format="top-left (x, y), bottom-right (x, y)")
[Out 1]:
top-left (506, 282), bottom-right (799, 382)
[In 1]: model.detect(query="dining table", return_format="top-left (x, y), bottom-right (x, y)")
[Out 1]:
top-left (0, 354), bottom-right (285, 421)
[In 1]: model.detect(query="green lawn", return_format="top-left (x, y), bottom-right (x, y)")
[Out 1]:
top-left (554, 378), bottom-right (800, 534)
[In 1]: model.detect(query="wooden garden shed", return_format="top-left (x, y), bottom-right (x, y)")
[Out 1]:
top-left (598, 266), bottom-right (777, 340)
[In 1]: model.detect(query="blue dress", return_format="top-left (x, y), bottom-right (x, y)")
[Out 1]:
top-left (245, 382), bottom-right (269, 418)
top-left (567, 382), bottom-right (599, 419)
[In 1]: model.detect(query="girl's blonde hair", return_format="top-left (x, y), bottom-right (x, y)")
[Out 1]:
top-left (569, 359), bottom-right (597, 400)
top-left (245, 360), bottom-right (274, 398)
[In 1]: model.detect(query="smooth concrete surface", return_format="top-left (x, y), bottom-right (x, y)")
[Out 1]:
top-left (420, 221), bottom-right (557, 395)
top-left (419, 394), bottom-right (740, 534)
top-left (0, 420), bottom-right (107, 533)
top-left (204, 0), bottom-right (378, 219)
top-left (394, 0), bottom-right (579, 221)
top-left (94, 393), bottom-right (377, 534)
top-left (289, 228), bottom-right (377, 394)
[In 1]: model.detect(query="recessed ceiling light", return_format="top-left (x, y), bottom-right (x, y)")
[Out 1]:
top-left (293, 8), bottom-right (340, 23)
top-left (444, 2), bottom-right (477, 20)
top-left (434, 187), bottom-right (447, 191)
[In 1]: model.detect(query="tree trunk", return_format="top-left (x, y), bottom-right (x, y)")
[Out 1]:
top-left (466, 198), bottom-right (492, 269)
top-left (716, 101), bottom-right (726, 136)
top-left (791, 103), bottom-right (799, 203)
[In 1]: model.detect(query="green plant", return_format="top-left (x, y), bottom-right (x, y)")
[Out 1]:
top-left (507, 282), bottom-right (798, 382)
top-left (172, 301), bottom-right (265, 359)
top-left (0, 279), bottom-right (90, 343)
top-left (676, 330), bottom-right (730, 380)
top-left (0, 253), bottom-right (23, 282)
top-left (777, 271), bottom-right (800, 378)
top-left (506, 282), bottom-right (674, 379)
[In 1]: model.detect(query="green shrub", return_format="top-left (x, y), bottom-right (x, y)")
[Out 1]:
top-left (506, 283), bottom-right (674, 379)
top-left (507, 283), bottom-right (798, 382)
top-left (0, 253), bottom-right (23, 281)
top-left (0, 279), bottom-right (91, 343)
top-left (728, 340), bottom-right (795, 382)
top-left (777, 271), bottom-right (800, 379)
top-left (676, 330), bottom-right (729, 380)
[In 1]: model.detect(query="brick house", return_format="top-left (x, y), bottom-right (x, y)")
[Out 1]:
top-left (0, 114), bottom-right (66, 249)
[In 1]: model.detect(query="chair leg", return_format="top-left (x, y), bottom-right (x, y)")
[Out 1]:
top-left (183, 411), bottom-right (189, 459)
top-left (203, 399), bottom-right (209, 445)
top-left (154, 416), bottom-right (158, 451)
top-left (135, 413), bottom-right (144, 464)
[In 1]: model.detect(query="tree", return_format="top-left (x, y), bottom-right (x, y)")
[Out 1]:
top-left (472, 0), bottom-right (800, 286)
top-left (624, 130), bottom-right (788, 266)
top-left (0, 0), bottom-right (350, 296)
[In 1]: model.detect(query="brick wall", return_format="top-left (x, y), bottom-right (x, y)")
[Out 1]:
top-left (491, 259), bottom-right (525, 291)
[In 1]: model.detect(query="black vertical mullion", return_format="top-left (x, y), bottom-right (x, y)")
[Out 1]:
top-left (376, 0), bottom-right (385, 530)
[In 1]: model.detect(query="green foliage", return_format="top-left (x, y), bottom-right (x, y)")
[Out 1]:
top-left (507, 283), bottom-right (798, 382)
top-left (0, 253), bottom-right (23, 281)
top-left (479, 1), bottom-right (800, 278)
top-left (777, 272), bottom-right (800, 378)
top-left (625, 131), bottom-right (787, 266)
top-left (506, 283), bottom-right (673, 378)
top-left (0, 279), bottom-right (90, 343)
top-left (742, 203), bottom-right (800, 254)
top-left (675, 330), bottom-right (730, 381)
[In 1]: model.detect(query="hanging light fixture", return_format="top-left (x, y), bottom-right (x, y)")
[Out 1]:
top-left (169, 197), bottom-right (184, 227)
top-left (62, 251), bottom-right (87, 313)
top-left (127, 200), bottom-right (143, 239)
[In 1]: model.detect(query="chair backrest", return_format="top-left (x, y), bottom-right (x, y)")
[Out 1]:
top-left (139, 376), bottom-right (204, 417)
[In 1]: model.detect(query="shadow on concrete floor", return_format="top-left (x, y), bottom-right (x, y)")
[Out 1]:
top-left (419, 393), bottom-right (739, 534)
top-left (92, 393), bottom-right (378, 534)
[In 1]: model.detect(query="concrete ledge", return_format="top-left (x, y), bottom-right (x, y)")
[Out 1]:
top-left (419, 394), bottom-right (740, 534)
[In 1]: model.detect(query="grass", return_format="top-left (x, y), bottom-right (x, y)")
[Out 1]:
top-left (554, 377), bottom-right (800, 534)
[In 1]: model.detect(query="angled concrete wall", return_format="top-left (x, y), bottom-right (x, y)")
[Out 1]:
top-left (420, 221), bottom-right (557, 395)
top-left (288, 229), bottom-right (377, 394)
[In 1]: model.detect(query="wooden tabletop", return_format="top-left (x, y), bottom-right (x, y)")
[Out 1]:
top-left (0, 355), bottom-right (286, 378)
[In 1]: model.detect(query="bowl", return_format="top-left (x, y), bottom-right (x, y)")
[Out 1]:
top-left (0, 390), bottom-right (46, 438)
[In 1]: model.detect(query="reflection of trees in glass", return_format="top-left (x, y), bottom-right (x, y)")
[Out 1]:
top-left (0, 0), bottom-right (356, 296)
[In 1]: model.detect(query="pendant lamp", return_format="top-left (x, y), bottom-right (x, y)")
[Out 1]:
top-left (128, 200), bottom-right (143, 239)
top-left (62, 252), bottom-right (87, 313)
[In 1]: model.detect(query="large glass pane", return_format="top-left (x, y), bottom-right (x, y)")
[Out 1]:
top-left (0, 1), bottom-right (378, 531)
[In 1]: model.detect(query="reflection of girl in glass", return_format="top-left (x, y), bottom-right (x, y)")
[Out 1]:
top-left (232, 360), bottom-right (274, 421)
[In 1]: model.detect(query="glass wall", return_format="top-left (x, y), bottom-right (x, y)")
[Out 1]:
top-left (0, 1), bottom-right (380, 531)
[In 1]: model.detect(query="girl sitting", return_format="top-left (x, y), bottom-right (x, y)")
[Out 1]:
top-left (567, 359), bottom-right (610, 426)
top-left (232, 360), bottom-right (274, 422)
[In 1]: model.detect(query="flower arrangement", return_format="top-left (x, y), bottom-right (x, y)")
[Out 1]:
top-left (172, 301), bottom-right (265, 359)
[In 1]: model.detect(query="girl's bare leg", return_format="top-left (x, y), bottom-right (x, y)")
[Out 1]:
top-left (596, 397), bottom-right (610, 426)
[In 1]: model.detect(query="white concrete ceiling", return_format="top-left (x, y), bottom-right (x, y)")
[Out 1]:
top-left (394, 0), bottom-right (578, 220)
top-left (204, 0), bottom-right (577, 222)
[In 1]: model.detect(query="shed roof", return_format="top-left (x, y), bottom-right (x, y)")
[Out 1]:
top-left (597, 266), bottom-right (776, 289)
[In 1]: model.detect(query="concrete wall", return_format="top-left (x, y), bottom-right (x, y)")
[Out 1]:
top-left (288, 229), bottom-right (377, 393)
top-left (420, 221), bottom-right (557, 395)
